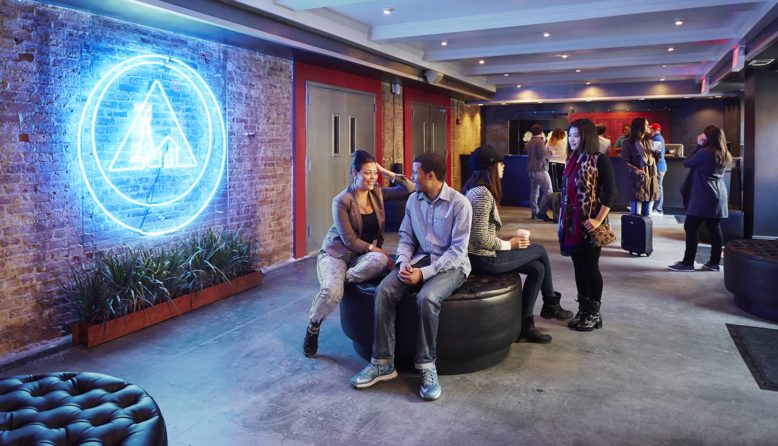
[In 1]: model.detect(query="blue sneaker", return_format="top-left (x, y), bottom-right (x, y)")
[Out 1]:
top-left (350, 363), bottom-right (397, 389)
top-left (667, 262), bottom-right (694, 272)
top-left (419, 367), bottom-right (441, 401)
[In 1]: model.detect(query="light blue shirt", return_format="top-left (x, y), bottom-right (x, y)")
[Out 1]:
top-left (395, 182), bottom-right (472, 280)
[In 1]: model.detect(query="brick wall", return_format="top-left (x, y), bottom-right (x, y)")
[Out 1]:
top-left (451, 99), bottom-right (482, 190)
top-left (0, 0), bottom-right (293, 357)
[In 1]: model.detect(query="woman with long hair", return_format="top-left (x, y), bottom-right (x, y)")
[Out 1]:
top-left (620, 117), bottom-right (658, 216)
top-left (558, 119), bottom-right (617, 332)
top-left (303, 150), bottom-right (414, 357)
top-left (546, 128), bottom-right (568, 191)
top-left (464, 145), bottom-right (572, 343)
top-left (668, 125), bottom-right (732, 272)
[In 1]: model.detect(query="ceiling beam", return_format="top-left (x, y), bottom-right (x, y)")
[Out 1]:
top-left (371, 0), bottom-right (762, 41)
top-left (275, 0), bottom-right (372, 10)
top-left (465, 52), bottom-right (715, 76)
top-left (490, 66), bottom-right (705, 85)
top-left (425, 29), bottom-right (737, 62)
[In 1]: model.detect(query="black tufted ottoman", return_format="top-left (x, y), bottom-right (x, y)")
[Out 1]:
top-left (340, 271), bottom-right (522, 375)
top-left (0, 372), bottom-right (167, 445)
top-left (725, 239), bottom-right (778, 322)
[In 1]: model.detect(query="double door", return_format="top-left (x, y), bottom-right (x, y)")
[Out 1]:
top-left (411, 102), bottom-right (447, 162)
top-left (305, 83), bottom-right (376, 253)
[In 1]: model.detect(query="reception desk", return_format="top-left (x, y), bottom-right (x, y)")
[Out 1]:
top-left (459, 154), bottom-right (736, 214)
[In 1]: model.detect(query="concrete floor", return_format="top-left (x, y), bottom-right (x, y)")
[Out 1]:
top-left (4, 207), bottom-right (777, 445)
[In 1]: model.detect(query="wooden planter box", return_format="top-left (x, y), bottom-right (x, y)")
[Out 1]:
top-left (72, 271), bottom-right (262, 348)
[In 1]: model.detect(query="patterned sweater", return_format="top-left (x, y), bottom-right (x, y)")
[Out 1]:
top-left (464, 186), bottom-right (511, 257)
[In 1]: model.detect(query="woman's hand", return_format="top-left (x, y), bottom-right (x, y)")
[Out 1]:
top-left (509, 236), bottom-right (530, 250)
top-left (371, 246), bottom-right (393, 269)
top-left (376, 163), bottom-right (394, 179)
top-left (697, 133), bottom-right (707, 146)
top-left (583, 218), bottom-right (601, 232)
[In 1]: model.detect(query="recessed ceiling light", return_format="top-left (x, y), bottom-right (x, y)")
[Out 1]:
top-left (440, 40), bottom-right (448, 46)
top-left (383, 7), bottom-right (393, 15)
top-left (674, 19), bottom-right (685, 26)
top-left (684, 96), bottom-right (691, 99)
top-left (585, 81), bottom-right (591, 85)
top-left (586, 99), bottom-right (592, 102)
top-left (537, 101), bottom-right (544, 104)
top-left (501, 102), bottom-right (508, 105)
top-left (575, 69), bottom-right (581, 73)
top-left (715, 95), bottom-right (722, 98)
top-left (667, 47), bottom-right (675, 52)
top-left (516, 84), bottom-right (522, 88)
top-left (504, 73), bottom-right (509, 77)
top-left (478, 59), bottom-right (485, 65)
top-left (662, 65), bottom-right (667, 68)
top-left (639, 98), bottom-right (645, 100)
top-left (748, 58), bottom-right (775, 66)
top-left (561, 54), bottom-right (569, 59)
top-left (543, 32), bottom-right (551, 38)
top-left (660, 78), bottom-right (666, 81)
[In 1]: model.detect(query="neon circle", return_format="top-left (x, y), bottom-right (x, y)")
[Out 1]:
top-left (78, 55), bottom-right (227, 236)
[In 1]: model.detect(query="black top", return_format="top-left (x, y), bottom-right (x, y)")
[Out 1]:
top-left (596, 154), bottom-right (618, 208)
top-left (360, 212), bottom-right (379, 245)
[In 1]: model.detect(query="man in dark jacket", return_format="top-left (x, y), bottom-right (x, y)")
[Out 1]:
top-left (526, 124), bottom-right (553, 221)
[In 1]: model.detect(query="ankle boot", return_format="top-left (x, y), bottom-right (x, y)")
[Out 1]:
top-left (518, 316), bottom-right (552, 343)
top-left (567, 296), bottom-right (587, 329)
top-left (303, 321), bottom-right (320, 357)
top-left (540, 291), bottom-right (574, 320)
top-left (576, 300), bottom-right (602, 332)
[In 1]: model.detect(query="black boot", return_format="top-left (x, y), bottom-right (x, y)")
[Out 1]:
top-left (518, 316), bottom-right (552, 343)
top-left (567, 296), bottom-right (587, 329)
top-left (576, 300), bottom-right (602, 332)
top-left (540, 291), bottom-right (574, 320)
top-left (303, 321), bottom-right (320, 357)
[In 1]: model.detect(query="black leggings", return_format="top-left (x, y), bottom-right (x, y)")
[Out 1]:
top-left (682, 215), bottom-right (722, 266)
top-left (570, 247), bottom-right (603, 302)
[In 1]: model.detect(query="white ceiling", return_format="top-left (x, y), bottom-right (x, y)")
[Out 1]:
top-left (257, 0), bottom-right (778, 99)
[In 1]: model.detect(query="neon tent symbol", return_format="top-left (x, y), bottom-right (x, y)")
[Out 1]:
top-left (109, 80), bottom-right (197, 172)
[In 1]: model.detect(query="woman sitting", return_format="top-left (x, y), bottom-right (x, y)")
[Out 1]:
top-left (464, 145), bottom-right (573, 344)
top-left (303, 150), bottom-right (415, 357)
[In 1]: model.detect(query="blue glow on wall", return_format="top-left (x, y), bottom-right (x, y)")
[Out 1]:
top-left (78, 54), bottom-right (227, 235)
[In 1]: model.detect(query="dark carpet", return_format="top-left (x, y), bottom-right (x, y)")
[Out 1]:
top-left (727, 324), bottom-right (778, 391)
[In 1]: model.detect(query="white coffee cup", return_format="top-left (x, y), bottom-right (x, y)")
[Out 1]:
top-left (516, 229), bottom-right (530, 239)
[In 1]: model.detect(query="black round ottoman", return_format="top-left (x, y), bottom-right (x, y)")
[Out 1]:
top-left (340, 271), bottom-right (522, 375)
top-left (0, 372), bottom-right (167, 445)
top-left (725, 239), bottom-right (778, 322)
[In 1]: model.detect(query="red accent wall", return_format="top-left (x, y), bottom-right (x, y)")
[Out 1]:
top-left (293, 62), bottom-right (383, 258)
top-left (570, 112), bottom-right (671, 156)
top-left (403, 87), bottom-right (452, 183)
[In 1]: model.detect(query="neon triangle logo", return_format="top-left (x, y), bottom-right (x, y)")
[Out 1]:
top-left (109, 80), bottom-right (198, 172)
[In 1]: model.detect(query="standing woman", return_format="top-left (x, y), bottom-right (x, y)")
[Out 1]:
top-left (668, 125), bottom-right (732, 272)
top-left (546, 128), bottom-right (568, 192)
top-left (558, 119), bottom-right (617, 332)
top-left (303, 150), bottom-right (415, 357)
top-left (465, 145), bottom-right (572, 344)
top-left (620, 118), bottom-right (658, 216)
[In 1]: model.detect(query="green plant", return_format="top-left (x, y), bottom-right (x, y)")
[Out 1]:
top-left (61, 228), bottom-right (258, 324)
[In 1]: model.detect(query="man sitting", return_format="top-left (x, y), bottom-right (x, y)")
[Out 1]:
top-left (350, 152), bottom-right (472, 401)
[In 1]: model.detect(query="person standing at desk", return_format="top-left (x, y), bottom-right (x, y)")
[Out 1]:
top-left (649, 123), bottom-right (667, 215)
top-left (527, 124), bottom-right (554, 221)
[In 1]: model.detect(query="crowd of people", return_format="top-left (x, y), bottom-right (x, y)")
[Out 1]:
top-left (302, 117), bottom-right (732, 401)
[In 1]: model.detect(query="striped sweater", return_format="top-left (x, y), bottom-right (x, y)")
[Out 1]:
top-left (464, 186), bottom-right (511, 257)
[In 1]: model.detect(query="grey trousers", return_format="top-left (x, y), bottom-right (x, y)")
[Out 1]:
top-left (308, 250), bottom-right (389, 324)
top-left (529, 170), bottom-right (553, 215)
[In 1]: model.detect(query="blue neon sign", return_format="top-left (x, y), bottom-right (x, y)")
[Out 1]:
top-left (78, 55), bottom-right (226, 235)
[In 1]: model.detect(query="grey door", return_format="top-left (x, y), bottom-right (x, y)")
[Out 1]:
top-left (411, 102), bottom-right (447, 163)
top-left (305, 83), bottom-right (376, 253)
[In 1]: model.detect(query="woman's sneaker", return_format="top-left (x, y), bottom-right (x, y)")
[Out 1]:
top-left (701, 263), bottom-right (720, 272)
top-left (667, 262), bottom-right (695, 271)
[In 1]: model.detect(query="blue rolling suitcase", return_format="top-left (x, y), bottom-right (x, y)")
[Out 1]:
top-left (621, 214), bottom-right (653, 256)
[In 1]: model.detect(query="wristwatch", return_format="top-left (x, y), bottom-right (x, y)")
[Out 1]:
top-left (367, 243), bottom-right (375, 252)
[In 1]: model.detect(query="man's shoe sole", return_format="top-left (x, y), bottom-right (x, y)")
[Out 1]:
top-left (352, 370), bottom-right (398, 389)
top-left (667, 266), bottom-right (694, 271)
top-left (420, 388), bottom-right (441, 401)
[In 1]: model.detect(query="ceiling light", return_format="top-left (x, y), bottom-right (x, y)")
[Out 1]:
top-left (440, 40), bottom-right (448, 46)
top-left (537, 101), bottom-right (544, 104)
top-left (383, 7), bottom-right (393, 15)
top-left (586, 99), bottom-right (592, 102)
top-left (478, 59), bottom-right (485, 65)
top-left (585, 81), bottom-right (591, 85)
top-left (501, 102), bottom-right (508, 105)
top-left (748, 59), bottom-right (775, 66)
top-left (516, 84), bottom-right (522, 88)
top-left (543, 32), bottom-right (551, 38)
top-left (660, 78), bottom-right (665, 81)
top-left (684, 96), bottom-right (691, 99)
top-left (715, 95), bottom-right (722, 98)
top-left (575, 69), bottom-right (581, 73)
top-left (561, 54), bottom-right (569, 59)
top-left (674, 19), bottom-right (685, 26)
top-left (667, 47), bottom-right (675, 52)
top-left (639, 98), bottom-right (645, 100)
top-left (504, 73), bottom-right (509, 77)
top-left (662, 65), bottom-right (667, 68)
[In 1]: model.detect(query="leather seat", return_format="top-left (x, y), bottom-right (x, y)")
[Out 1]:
top-left (724, 239), bottom-right (778, 322)
top-left (340, 270), bottom-right (522, 375)
top-left (0, 372), bottom-right (167, 446)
